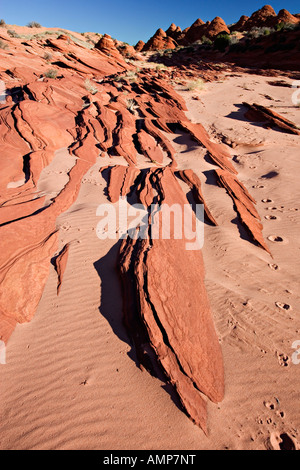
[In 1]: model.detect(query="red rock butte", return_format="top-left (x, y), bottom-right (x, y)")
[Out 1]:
top-left (136, 5), bottom-right (300, 51)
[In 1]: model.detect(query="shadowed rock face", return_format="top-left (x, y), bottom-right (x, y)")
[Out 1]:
top-left (230, 15), bottom-right (249, 32)
top-left (165, 23), bottom-right (182, 41)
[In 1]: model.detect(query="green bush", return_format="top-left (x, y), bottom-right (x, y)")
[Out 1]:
top-left (0, 19), bottom-right (6, 27)
top-left (280, 22), bottom-right (297, 32)
top-left (214, 33), bottom-right (231, 52)
top-left (201, 36), bottom-right (213, 46)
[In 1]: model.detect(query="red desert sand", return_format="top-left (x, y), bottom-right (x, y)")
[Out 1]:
top-left (0, 6), bottom-right (300, 450)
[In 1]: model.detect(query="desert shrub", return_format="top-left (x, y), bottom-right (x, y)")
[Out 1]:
top-left (7, 29), bottom-right (20, 38)
top-left (57, 30), bottom-right (93, 49)
top-left (186, 78), bottom-right (205, 91)
top-left (27, 21), bottom-right (42, 28)
top-left (192, 40), bottom-right (203, 46)
top-left (264, 28), bottom-right (271, 35)
top-left (192, 37), bottom-right (213, 47)
top-left (44, 69), bottom-right (57, 79)
top-left (184, 46), bottom-right (196, 53)
top-left (115, 70), bottom-right (138, 83)
top-left (279, 22), bottom-right (297, 32)
top-left (0, 39), bottom-right (9, 49)
top-left (201, 36), bottom-right (213, 45)
top-left (84, 78), bottom-right (98, 95)
top-left (248, 26), bottom-right (275, 39)
top-left (275, 22), bottom-right (285, 31)
top-left (214, 33), bottom-right (232, 52)
top-left (43, 52), bottom-right (52, 61)
top-left (155, 63), bottom-right (168, 71)
top-left (0, 19), bottom-right (6, 27)
top-left (126, 98), bottom-right (139, 114)
top-left (229, 35), bottom-right (239, 45)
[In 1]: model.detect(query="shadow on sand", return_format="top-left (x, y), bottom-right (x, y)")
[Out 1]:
top-left (93, 238), bottom-right (185, 415)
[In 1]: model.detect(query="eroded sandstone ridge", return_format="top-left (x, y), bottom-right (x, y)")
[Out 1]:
top-left (118, 166), bottom-right (224, 432)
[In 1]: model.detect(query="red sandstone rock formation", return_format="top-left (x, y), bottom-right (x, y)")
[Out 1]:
top-left (118, 44), bottom-right (136, 57)
top-left (165, 23), bottom-right (182, 40)
top-left (134, 40), bottom-right (145, 52)
top-left (138, 129), bottom-right (165, 164)
top-left (176, 169), bottom-right (217, 225)
top-left (0, 29), bottom-right (130, 343)
top-left (95, 34), bottom-right (126, 62)
top-left (205, 17), bottom-right (230, 39)
top-left (144, 6), bottom-right (300, 48)
top-left (107, 165), bottom-right (140, 203)
top-left (142, 28), bottom-right (177, 51)
top-left (53, 243), bottom-right (70, 294)
top-left (242, 5), bottom-right (277, 30)
top-left (118, 166), bottom-right (225, 432)
top-left (274, 8), bottom-right (299, 25)
top-left (243, 103), bottom-right (300, 135)
top-left (181, 18), bottom-right (206, 44)
top-left (229, 15), bottom-right (249, 32)
top-left (236, 6), bottom-right (300, 31)
top-left (216, 169), bottom-right (271, 253)
top-left (0, 24), bottom-right (276, 431)
top-left (179, 121), bottom-right (237, 174)
top-left (171, 16), bottom-right (230, 44)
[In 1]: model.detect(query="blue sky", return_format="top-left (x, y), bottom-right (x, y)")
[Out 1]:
top-left (1, 1), bottom-right (299, 45)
